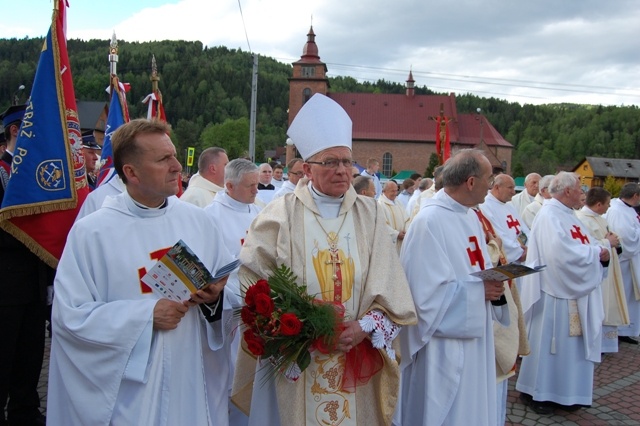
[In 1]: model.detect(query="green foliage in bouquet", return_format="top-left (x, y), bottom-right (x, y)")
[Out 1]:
top-left (238, 265), bottom-right (344, 381)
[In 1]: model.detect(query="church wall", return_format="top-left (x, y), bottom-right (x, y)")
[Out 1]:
top-left (352, 140), bottom-right (513, 177)
top-left (352, 140), bottom-right (436, 176)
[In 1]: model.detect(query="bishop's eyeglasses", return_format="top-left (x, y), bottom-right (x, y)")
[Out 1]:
top-left (306, 158), bottom-right (353, 169)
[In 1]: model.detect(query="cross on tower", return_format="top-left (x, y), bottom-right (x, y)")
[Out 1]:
top-left (506, 214), bottom-right (521, 234)
top-left (570, 225), bottom-right (590, 244)
top-left (466, 236), bottom-right (486, 270)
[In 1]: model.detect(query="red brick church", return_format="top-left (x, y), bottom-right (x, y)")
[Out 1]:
top-left (286, 27), bottom-right (513, 176)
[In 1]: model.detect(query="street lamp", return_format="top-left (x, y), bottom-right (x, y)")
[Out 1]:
top-left (12, 84), bottom-right (25, 105)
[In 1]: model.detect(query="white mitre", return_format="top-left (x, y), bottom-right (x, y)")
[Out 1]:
top-left (287, 93), bottom-right (352, 160)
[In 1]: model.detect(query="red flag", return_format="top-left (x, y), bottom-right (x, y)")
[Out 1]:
top-left (0, 0), bottom-right (88, 267)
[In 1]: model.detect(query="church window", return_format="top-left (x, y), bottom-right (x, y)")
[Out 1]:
top-left (382, 152), bottom-right (393, 178)
top-left (301, 66), bottom-right (315, 77)
top-left (303, 88), bottom-right (312, 104)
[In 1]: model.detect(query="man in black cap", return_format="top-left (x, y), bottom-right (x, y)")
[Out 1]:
top-left (81, 131), bottom-right (102, 190)
top-left (0, 104), bottom-right (49, 426)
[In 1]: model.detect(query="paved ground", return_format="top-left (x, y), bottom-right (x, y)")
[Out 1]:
top-left (30, 335), bottom-right (640, 425)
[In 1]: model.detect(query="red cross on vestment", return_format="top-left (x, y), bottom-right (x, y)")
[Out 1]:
top-left (506, 214), bottom-right (521, 234)
top-left (570, 225), bottom-right (590, 244)
top-left (466, 236), bottom-right (485, 270)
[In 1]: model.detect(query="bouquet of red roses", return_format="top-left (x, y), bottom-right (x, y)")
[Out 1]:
top-left (238, 265), bottom-right (344, 381)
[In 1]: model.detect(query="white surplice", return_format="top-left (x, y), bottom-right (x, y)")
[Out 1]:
top-left (181, 173), bottom-right (224, 208)
top-left (480, 193), bottom-right (530, 263)
top-left (75, 175), bottom-right (125, 220)
top-left (509, 189), bottom-right (535, 217)
top-left (516, 198), bottom-right (604, 406)
top-left (397, 190), bottom-right (507, 426)
top-left (576, 206), bottom-right (629, 352)
top-left (378, 194), bottom-right (409, 253)
top-left (273, 179), bottom-right (296, 199)
top-left (521, 193), bottom-right (545, 228)
top-left (605, 198), bottom-right (640, 336)
top-left (48, 192), bottom-right (235, 426)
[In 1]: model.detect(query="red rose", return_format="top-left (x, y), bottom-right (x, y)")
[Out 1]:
top-left (245, 280), bottom-right (271, 307)
top-left (240, 306), bottom-right (257, 326)
top-left (254, 279), bottom-right (271, 294)
top-left (254, 293), bottom-right (275, 316)
top-left (279, 313), bottom-right (303, 336)
top-left (243, 329), bottom-right (265, 356)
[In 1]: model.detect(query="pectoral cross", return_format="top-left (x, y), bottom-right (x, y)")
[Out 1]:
top-left (570, 225), bottom-right (590, 244)
top-left (506, 214), bottom-right (521, 234)
top-left (325, 250), bottom-right (344, 302)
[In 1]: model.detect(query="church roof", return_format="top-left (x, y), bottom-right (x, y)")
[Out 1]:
top-left (328, 92), bottom-right (512, 148)
top-left (294, 26), bottom-right (324, 66)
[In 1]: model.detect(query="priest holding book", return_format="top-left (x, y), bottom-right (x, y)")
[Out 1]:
top-left (48, 119), bottom-right (236, 425)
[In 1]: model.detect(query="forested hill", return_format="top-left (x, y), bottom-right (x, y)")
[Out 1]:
top-left (1, 37), bottom-right (639, 175)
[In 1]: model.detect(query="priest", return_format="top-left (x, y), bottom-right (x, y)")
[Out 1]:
top-left (516, 172), bottom-right (607, 414)
top-left (604, 183), bottom-right (640, 344)
top-left (231, 93), bottom-right (416, 426)
top-left (378, 180), bottom-right (409, 253)
top-left (576, 187), bottom-right (628, 353)
top-left (479, 174), bottom-right (530, 264)
top-left (396, 149), bottom-right (507, 426)
top-left (48, 119), bottom-right (236, 425)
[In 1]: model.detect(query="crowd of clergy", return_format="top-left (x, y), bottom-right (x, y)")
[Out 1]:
top-left (3, 93), bottom-right (640, 426)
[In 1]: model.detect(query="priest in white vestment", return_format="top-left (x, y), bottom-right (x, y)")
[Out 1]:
top-left (604, 183), bottom-right (640, 342)
top-left (273, 158), bottom-right (304, 199)
top-left (205, 158), bottom-right (262, 426)
top-left (516, 172), bottom-right (607, 414)
top-left (360, 158), bottom-right (382, 199)
top-left (521, 174), bottom-right (553, 228)
top-left (480, 174), bottom-right (530, 264)
top-left (48, 120), bottom-right (236, 426)
top-left (576, 187), bottom-right (628, 353)
top-left (181, 147), bottom-right (228, 208)
top-left (378, 181), bottom-right (409, 254)
top-left (509, 172), bottom-right (540, 216)
top-left (474, 207), bottom-right (530, 426)
top-left (412, 166), bottom-right (443, 220)
top-left (231, 94), bottom-right (417, 426)
top-left (75, 175), bottom-right (125, 220)
top-left (396, 149), bottom-right (508, 426)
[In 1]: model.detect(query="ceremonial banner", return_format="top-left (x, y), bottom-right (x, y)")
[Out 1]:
top-left (142, 91), bottom-right (167, 122)
top-left (98, 76), bottom-right (129, 186)
top-left (0, 0), bottom-right (89, 268)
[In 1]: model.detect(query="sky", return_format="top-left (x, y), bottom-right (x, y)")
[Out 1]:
top-left (2, 0), bottom-right (639, 107)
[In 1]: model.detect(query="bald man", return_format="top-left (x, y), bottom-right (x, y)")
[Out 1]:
top-left (479, 174), bottom-right (529, 264)
top-left (510, 173), bottom-right (541, 216)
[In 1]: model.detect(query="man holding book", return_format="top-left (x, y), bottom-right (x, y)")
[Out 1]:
top-left (48, 119), bottom-right (236, 425)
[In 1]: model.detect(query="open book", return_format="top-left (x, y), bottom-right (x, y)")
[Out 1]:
top-left (142, 239), bottom-right (240, 302)
top-left (470, 263), bottom-right (545, 282)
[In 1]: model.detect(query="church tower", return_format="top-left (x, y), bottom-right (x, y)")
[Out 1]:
top-left (286, 26), bottom-right (330, 162)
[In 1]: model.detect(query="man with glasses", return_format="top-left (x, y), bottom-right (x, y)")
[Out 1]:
top-left (232, 93), bottom-right (416, 426)
top-left (273, 158), bottom-right (304, 199)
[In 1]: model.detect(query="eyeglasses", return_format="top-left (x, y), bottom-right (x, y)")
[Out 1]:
top-left (307, 158), bottom-right (353, 169)
top-left (288, 171), bottom-right (305, 177)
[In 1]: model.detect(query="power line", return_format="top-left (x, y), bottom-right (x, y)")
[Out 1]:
top-left (236, 0), bottom-right (252, 53)
top-left (271, 55), bottom-right (640, 99)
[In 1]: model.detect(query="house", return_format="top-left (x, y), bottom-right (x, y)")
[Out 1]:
top-left (572, 157), bottom-right (640, 188)
top-left (286, 27), bottom-right (513, 176)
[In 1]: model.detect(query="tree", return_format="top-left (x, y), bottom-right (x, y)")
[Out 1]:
top-left (603, 175), bottom-right (622, 198)
top-left (424, 153), bottom-right (440, 178)
top-left (200, 117), bottom-right (250, 161)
